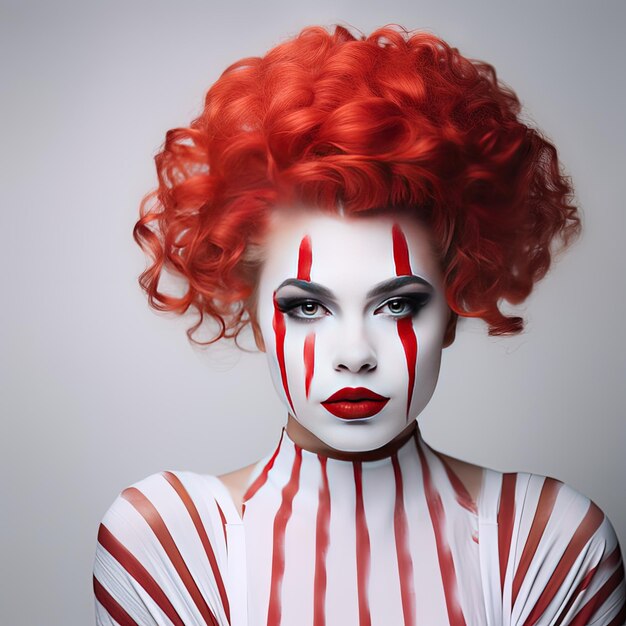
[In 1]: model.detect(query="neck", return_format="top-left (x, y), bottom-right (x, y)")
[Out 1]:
top-left (285, 413), bottom-right (418, 461)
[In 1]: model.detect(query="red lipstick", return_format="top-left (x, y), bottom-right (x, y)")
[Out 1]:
top-left (321, 387), bottom-right (389, 420)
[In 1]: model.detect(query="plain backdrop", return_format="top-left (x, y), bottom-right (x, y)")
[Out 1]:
top-left (1, 1), bottom-right (625, 624)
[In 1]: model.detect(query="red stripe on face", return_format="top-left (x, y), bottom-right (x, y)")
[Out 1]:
top-left (267, 447), bottom-right (303, 626)
top-left (396, 317), bottom-right (417, 421)
top-left (162, 471), bottom-right (230, 622)
top-left (120, 487), bottom-right (221, 626)
top-left (416, 438), bottom-right (467, 626)
top-left (392, 223), bottom-right (412, 276)
top-left (304, 332), bottom-right (316, 399)
top-left (297, 235), bottom-right (313, 281)
top-left (392, 453), bottom-right (416, 626)
top-left (353, 461), bottom-right (372, 626)
top-left (392, 224), bottom-right (419, 421)
top-left (273, 291), bottom-right (295, 415)
top-left (314, 456), bottom-right (331, 626)
top-left (96, 525), bottom-right (185, 626)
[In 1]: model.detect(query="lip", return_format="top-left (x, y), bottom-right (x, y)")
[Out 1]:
top-left (321, 387), bottom-right (389, 420)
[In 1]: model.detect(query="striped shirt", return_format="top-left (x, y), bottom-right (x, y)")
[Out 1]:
top-left (93, 424), bottom-right (625, 625)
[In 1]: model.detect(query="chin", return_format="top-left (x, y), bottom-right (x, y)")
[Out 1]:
top-left (314, 418), bottom-right (410, 453)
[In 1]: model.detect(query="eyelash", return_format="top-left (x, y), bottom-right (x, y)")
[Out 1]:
top-left (375, 294), bottom-right (431, 318)
top-left (277, 294), bottom-right (430, 323)
top-left (278, 299), bottom-right (330, 323)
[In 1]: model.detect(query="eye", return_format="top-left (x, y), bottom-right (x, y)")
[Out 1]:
top-left (277, 298), bottom-right (330, 322)
top-left (374, 294), bottom-right (430, 319)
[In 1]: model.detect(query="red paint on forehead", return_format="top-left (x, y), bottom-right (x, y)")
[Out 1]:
top-left (392, 223), bottom-right (418, 421)
top-left (297, 235), bottom-right (312, 281)
top-left (392, 223), bottom-right (412, 276)
top-left (304, 332), bottom-right (316, 400)
top-left (272, 291), bottom-right (295, 415)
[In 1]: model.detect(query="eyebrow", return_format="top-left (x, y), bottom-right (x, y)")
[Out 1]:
top-left (366, 275), bottom-right (432, 298)
top-left (275, 275), bottom-right (432, 302)
top-left (275, 279), bottom-right (336, 304)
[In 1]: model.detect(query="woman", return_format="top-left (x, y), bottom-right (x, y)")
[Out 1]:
top-left (93, 25), bottom-right (625, 625)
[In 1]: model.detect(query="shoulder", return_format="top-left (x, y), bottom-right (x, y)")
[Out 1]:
top-left (98, 470), bottom-right (224, 536)
top-left (492, 471), bottom-right (625, 625)
top-left (93, 471), bottom-right (230, 625)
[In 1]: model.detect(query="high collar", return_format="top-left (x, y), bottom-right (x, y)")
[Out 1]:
top-left (242, 419), bottom-right (479, 518)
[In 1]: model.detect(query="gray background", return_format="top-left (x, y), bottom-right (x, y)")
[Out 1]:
top-left (1, 1), bottom-right (624, 624)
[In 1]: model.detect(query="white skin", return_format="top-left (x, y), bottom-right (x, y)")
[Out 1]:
top-left (252, 206), bottom-right (457, 454)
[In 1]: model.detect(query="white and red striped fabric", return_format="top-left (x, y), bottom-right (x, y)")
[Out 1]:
top-left (93, 424), bottom-right (625, 625)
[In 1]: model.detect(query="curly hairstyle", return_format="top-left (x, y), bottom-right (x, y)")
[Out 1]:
top-left (134, 24), bottom-right (580, 345)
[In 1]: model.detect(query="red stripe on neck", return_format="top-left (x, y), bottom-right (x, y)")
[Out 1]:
top-left (267, 447), bottom-right (303, 625)
top-left (416, 439), bottom-right (467, 626)
top-left (313, 456), bottom-right (331, 626)
top-left (354, 461), bottom-right (372, 626)
top-left (392, 453), bottom-right (416, 626)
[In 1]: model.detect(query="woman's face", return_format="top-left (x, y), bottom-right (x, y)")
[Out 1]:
top-left (254, 206), bottom-right (455, 452)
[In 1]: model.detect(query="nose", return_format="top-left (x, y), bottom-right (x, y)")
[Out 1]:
top-left (332, 322), bottom-right (377, 374)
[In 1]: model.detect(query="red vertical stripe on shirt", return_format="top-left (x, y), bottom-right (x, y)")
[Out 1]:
top-left (96, 524), bottom-right (186, 626)
top-left (314, 455), bottom-right (331, 626)
top-left (416, 437), bottom-right (467, 626)
top-left (93, 576), bottom-right (140, 626)
top-left (554, 546), bottom-right (624, 626)
top-left (297, 235), bottom-right (312, 281)
top-left (521, 501), bottom-right (605, 626)
top-left (497, 473), bottom-right (517, 593)
top-left (162, 471), bottom-right (230, 623)
top-left (570, 562), bottom-right (625, 625)
top-left (353, 461), bottom-right (372, 626)
top-left (607, 602), bottom-right (626, 626)
top-left (121, 487), bottom-right (220, 626)
top-left (512, 477), bottom-right (562, 606)
top-left (215, 500), bottom-right (228, 546)
top-left (267, 446), bottom-right (303, 626)
top-left (392, 452), bottom-right (416, 626)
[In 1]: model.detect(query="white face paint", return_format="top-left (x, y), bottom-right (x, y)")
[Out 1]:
top-left (255, 207), bottom-right (452, 452)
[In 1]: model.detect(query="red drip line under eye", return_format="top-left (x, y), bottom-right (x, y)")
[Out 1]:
top-left (272, 291), bottom-right (295, 414)
top-left (391, 223), bottom-right (419, 422)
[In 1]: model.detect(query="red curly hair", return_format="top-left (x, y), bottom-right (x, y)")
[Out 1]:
top-left (134, 24), bottom-right (580, 344)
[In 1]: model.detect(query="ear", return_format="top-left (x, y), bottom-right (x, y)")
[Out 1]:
top-left (442, 309), bottom-right (458, 348)
top-left (251, 317), bottom-right (266, 352)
